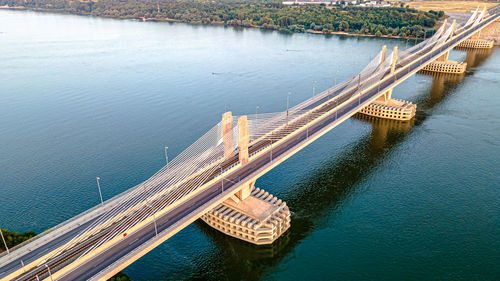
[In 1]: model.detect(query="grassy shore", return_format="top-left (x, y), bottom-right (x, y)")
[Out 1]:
top-left (0, 0), bottom-right (443, 39)
top-left (406, 0), bottom-right (498, 13)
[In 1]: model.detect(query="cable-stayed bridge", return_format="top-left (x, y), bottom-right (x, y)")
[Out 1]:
top-left (1, 7), bottom-right (499, 281)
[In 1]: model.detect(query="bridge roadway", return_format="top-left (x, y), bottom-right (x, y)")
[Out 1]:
top-left (2, 10), bottom-right (499, 281)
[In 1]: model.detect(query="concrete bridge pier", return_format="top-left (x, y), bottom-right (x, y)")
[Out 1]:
top-left (457, 10), bottom-right (499, 48)
top-left (423, 19), bottom-right (467, 74)
top-left (200, 113), bottom-right (291, 245)
top-left (479, 17), bottom-right (500, 45)
top-left (359, 45), bottom-right (417, 121)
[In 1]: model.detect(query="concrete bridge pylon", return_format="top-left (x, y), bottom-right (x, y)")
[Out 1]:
top-left (476, 15), bottom-right (500, 45)
top-left (222, 111), bottom-right (234, 159)
top-left (200, 113), bottom-right (291, 245)
top-left (458, 7), bottom-right (499, 48)
top-left (359, 45), bottom-right (416, 121)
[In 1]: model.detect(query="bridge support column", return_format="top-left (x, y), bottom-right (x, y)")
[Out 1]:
top-left (390, 46), bottom-right (398, 74)
top-left (380, 45), bottom-right (386, 64)
top-left (480, 18), bottom-right (500, 45)
top-left (437, 20), bottom-right (453, 62)
top-left (437, 51), bottom-right (449, 62)
top-left (359, 88), bottom-right (416, 121)
top-left (236, 181), bottom-right (254, 201)
top-left (358, 45), bottom-right (416, 121)
top-left (379, 88), bottom-right (392, 102)
top-left (201, 116), bottom-right (291, 245)
top-left (422, 19), bottom-right (467, 74)
top-left (421, 59), bottom-right (467, 74)
top-left (222, 112), bottom-right (233, 159)
top-left (457, 13), bottom-right (499, 48)
top-left (238, 116), bottom-right (249, 165)
top-left (201, 184), bottom-right (290, 245)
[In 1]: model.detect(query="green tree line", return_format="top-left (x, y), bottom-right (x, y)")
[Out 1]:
top-left (0, 228), bottom-right (36, 252)
top-left (1, 0), bottom-right (443, 38)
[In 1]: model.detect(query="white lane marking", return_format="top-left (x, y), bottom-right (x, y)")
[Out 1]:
top-left (128, 238), bottom-right (139, 245)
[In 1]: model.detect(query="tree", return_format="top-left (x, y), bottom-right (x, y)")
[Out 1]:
top-left (339, 21), bottom-right (349, 31)
top-left (0, 0), bottom-right (443, 38)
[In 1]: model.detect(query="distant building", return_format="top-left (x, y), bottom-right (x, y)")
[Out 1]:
top-left (282, 0), bottom-right (339, 5)
top-left (282, 0), bottom-right (392, 7)
top-left (358, 1), bottom-right (391, 7)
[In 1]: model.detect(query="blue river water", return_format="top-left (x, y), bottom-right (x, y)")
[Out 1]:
top-left (1, 9), bottom-right (499, 280)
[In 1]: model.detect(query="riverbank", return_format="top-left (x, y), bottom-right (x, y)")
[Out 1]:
top-left (139, 15), bottom-right (429, 40)
top-left (406, 0), bottom-right (498, 13)
top-left (0, 5), bottom-right (434, 41)
top-left (0, 1), bottom-right (441, 39)
top-left (0, 5), bottom-right (24, 9)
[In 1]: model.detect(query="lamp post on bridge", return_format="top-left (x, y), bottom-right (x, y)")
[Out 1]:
top-left (286, 92), bottom-right (291, 126)
top-left (45, 264), bottom-right (54, 281)
top-left (0, 228), bottom-right (9, 254)
top-left (220, 163), bottom-right (224, 193)
top-left (357, 74), bottom-right (361, 105)
top-left (164, 146), bottom-right (168, 167)
top-left (270, 131), bottom-right (273, 162)
top-left (147, 203), bottom-right (158, 237)
top-left (312, 80), bottom-right (316, 97)
top-left (255, 106), bottom-right (260, 123)
top-left (96, 177), bottom-right (103, 206)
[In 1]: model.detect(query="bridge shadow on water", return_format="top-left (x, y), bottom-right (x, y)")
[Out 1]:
top-left (413, 47), bottom-right (493, 122)
top-left (158, 48), bottom-right (495, 281)
top-left (189, 114), bottom-right (411, 280)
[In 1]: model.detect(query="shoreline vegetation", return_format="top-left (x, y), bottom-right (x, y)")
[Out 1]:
top-left (0, 0), bottom-right (444, 39)
top-left (0, 228), bottom-right (132, 281)
top-left (0, 228), bottom-right (36, 253)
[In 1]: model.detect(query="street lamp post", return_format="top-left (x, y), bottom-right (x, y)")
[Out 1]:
top-left (164, 146), bottom-right (168, 166)
top-left (0, 228), bottom-right (9, 254)
top-left (306, 117), bottom-right (309, 139)
top-left (270, 131), bottom-right (273, 162)
top-left (312, 80), bottom-right (316, 97)
top-left (286, 92), bottom-right (291, 126)
top-left (219, 163), bottom-right (224, 193)
top-left (96, 177), bottom-right (103, 206)
top-left (357, 74), bottom-right (361, 105)
top-left (148, 203), bottom-right (158, 237)
top-left (45, 264), bottom-right (54, 281)
top-left (255, 106), bottom-right (259, 122)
